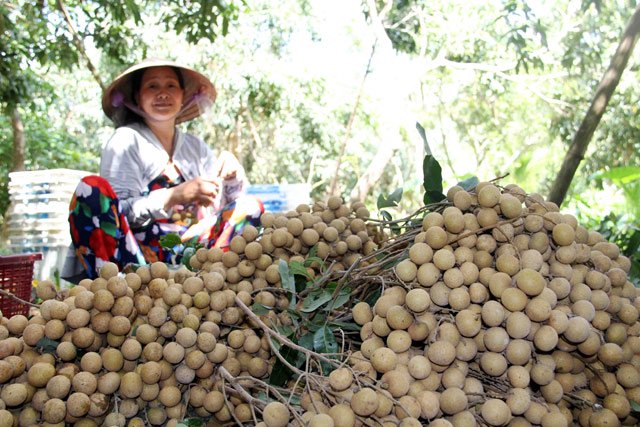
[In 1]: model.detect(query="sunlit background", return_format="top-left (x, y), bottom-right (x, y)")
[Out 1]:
top-left (1, 0), bottom-right (639, 280)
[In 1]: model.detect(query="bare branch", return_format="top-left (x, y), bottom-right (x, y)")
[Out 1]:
top-left (56, 0), bottom-right (105, 91)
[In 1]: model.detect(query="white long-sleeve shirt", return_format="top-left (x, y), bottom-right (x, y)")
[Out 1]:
top-left (100, 122), bottom-right (245, 229)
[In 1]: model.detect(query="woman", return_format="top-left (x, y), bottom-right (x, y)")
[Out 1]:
top-left (62, 58), bottom-right (263, 282)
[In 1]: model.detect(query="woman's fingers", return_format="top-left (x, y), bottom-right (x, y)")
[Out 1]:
top-left (213, 151), bottom-right (241, 180)
top-left (199, 179), bottom-right (219, 196)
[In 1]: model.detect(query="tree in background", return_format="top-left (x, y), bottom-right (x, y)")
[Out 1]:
top-left (548, 3), bottom-right (640, 206)
top-left (0, 0), bottom-right (245, 220)
top-left (1, 0), bottom-right (639, 249)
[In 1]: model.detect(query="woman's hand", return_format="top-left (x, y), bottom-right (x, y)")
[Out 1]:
top-left (212, 151), bottom-right (242, 180)
top-left (166, 177), bottom-right (220, 209)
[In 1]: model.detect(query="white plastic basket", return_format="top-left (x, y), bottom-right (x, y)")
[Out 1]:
top-left (6, 169), bottom-right (93, 280)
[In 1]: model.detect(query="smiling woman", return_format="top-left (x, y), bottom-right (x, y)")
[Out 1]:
top-left (62, 59), bottom-right (264, 282)
top-left (137, 67), bottom-right (185, 125)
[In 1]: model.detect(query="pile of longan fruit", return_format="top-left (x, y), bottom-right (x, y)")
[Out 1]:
top-left (0, 182), bottom-right (639, 427)
top-left (0, 196), bottom-right (381, 427)
top-left (319, 183), bottom-right (640, 427)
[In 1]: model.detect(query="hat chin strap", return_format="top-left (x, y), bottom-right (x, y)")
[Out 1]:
top-left (176, 90), bottom-right (212, 117)
top-left (111, 89), bottom-right (211, 123)
top-left (111, 90), bottom-right (152, 121)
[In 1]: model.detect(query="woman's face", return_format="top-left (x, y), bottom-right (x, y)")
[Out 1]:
top-left (137, 66), bottom-right (184, 124)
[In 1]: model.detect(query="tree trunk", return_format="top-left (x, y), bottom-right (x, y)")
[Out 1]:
top-left (11, 108), bottom-right (25, 172)
top-left (548, 4), bottom-right (640, 206)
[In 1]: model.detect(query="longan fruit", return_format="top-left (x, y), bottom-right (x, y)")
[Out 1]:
top-left (262, 401), bottom-right (291, 427)
top-left (352, 302), bottom-right (373, 325)
top-left (27, 362), bottom-right (56, 387)
top-left (99, 262), bottom-right (119, 280)
top-left (46, 374), bottom-right (71, 399)
top-left (427, 340), bottom-right (456, 366)
top-left (439, 387), bottom-right (468, 415)
top-left (405, 289), bottom-right (430, 313)
top-left (158, 385), bottom-right (181, 407)
top-left (66, 392), bottom-right (91, 417)
top-left (477, 185), bottom-right (501, 208)
top-left (395, 259), bottom-right (417, 282)
top-left (43, 398), bottom-right (66, 423)
top-left (36, 280), bottom-right (57, 301)
top-left (328, 368), bottom-right (353, 391)
top-left (481, 398), bottom-right (511, 426)
top-left (0, 383), bottom-right (27, 406)
top-left (371, 347), bottom-right (398, 374)
top-left (350, 388), bottom-right (379, 416)
top-left (552, 223), bottom-right (575, 246)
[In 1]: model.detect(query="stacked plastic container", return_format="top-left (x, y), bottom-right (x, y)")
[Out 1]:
top-left (5, 169), bottom-right (92, 281)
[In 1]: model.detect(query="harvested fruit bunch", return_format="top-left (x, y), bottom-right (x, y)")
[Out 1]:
top-left (0, 196), bottom-right (381, 427)
top-left (0, 182), bottom-right (637, 427)
top-left (338, 182), bottom-right (639, 426)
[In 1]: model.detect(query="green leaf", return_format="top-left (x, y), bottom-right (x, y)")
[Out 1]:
top-left (625, 229), bottom-right (640, 257)
top-left (364, 288), bottom-right (382, 306)
top-left (289, 261), bottom-right (311, 279)
top-left (269, 337), bottom-right (282, 352)
top-left (304, 256), bottom-right (324, 270)
top-left (301, 289), bottom-right (333, 312)
top-left (377, 188), bottom-right (403, 209)
top-left (35, 337), bottom-right (59, 354)
top-left (307, 245), bottom-right (318, 259)
top-left (298, 332), bottom-right (314, 350)
top-left (381, 210), bottom-right (392, 222)
top-left (252, 303), bottom-right (270, 316)
top-left (326, 287), bottom-right (351, 311)
top-left (275, 325), bottom-right (294, 338)
top-left (458, 176), bottom-right (479, 191)
top-left (423, 154), bottom-right (446, 204)
top-left (416, 122), bottom-right (432, 155)
top-left (268, 344), bottom-right (300, 386)
top-left (600, 166), bottom-right (640, 184)
top-left (181, 247), bottom-right (196, 270)
top-left (160, 233), bottom-right (182, 249)
top-left (279, 260), bottom-right (296, 308)
top-left (313, 325), bottom-right (338, 375)
top-left (313, 325), bottom-right (338, 354)
top-left (630, 400), bottom-right (640, 413)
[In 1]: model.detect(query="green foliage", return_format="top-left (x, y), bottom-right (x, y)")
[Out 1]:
top-left (159, 233), bottom-right (204, 270)
top-left (2, 0), bottom-right (639, 251)
top-left (422, 154), bottom-right (446, 205)
top-left (501, 0), bottom-right (548, 72)
top-left (571, 166), bottom-right (640, 285)
top-left (377, 188), bottom-right (403, 210)
top-left (34, 337), bottom-right (59, 354)
top-left (261, 255), bottom-right (353, 386)
top-left (367, 0), bottom-right (421, 54)
top-left (177, 419), bottom-right (204, 427)
top-left (161, 0), bottom-right (247, 44)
